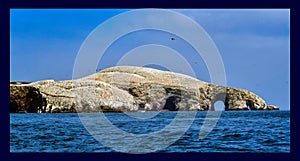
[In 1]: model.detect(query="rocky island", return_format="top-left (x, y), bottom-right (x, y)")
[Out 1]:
top-left (10, 66), bottom-right (279, 113)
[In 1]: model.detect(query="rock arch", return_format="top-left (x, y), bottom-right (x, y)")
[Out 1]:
top-left (246, 100), bottom-right (255, 110)
top-left (210, 92), bottom-right (228, 111)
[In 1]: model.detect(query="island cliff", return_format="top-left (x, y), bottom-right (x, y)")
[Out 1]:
top-left (10, 66), bottom-right (279, 113)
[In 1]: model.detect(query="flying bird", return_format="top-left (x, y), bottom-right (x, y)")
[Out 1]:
top-left (171, 37), bottom-right (175, 40)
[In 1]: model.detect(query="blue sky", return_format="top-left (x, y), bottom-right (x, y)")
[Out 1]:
top-left (10, 9), bottom-right (290, 110)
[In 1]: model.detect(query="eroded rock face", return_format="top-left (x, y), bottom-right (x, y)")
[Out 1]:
top-left (10, 66), bottom-right (279, 112)
top-left (83, 66), bottom-right (205, 111)
top-left (30, 79), bottom-right (137, 113)
top-left (10, 85), bottom-right (45, 113)
top-left (83, 66), bottom-right (276, 111)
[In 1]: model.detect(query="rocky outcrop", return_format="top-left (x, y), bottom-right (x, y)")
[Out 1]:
top-left (10, 66), bottom-right (279, 113)
top-left (266, 105), bottom-right (280, 110)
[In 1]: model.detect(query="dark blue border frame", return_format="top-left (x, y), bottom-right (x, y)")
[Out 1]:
top-left (1, 0), bottom-right (298, 161)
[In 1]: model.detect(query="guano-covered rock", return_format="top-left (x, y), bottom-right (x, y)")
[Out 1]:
top-left (10, 66), bottom-right (279, 113)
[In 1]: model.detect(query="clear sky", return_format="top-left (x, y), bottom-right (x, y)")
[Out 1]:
top-left (10, 9), bottom-right (290, 110)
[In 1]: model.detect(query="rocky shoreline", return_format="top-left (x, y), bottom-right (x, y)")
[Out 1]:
top-left (10, 66), bottom-right (279, 113)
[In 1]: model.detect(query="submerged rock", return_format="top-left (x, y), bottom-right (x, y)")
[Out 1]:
top-left (10, 66), bottom-right (279, 113)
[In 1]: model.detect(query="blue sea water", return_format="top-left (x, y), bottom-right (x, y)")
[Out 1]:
top-left (10, 111), bottom-right (290, 153)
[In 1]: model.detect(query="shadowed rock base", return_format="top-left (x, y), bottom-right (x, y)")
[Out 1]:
top-left (10, 66), bottom-right (279, 113)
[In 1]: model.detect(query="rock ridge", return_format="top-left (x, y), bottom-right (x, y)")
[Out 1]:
top-left (10, 66), bottom-right (279, 113)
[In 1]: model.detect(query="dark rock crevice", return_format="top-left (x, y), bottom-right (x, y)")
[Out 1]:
top-left (163, 96), bottom-right (181, 111)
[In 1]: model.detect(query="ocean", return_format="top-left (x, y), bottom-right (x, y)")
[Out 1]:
top-left (10, 111), bottom-right (290, 153)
